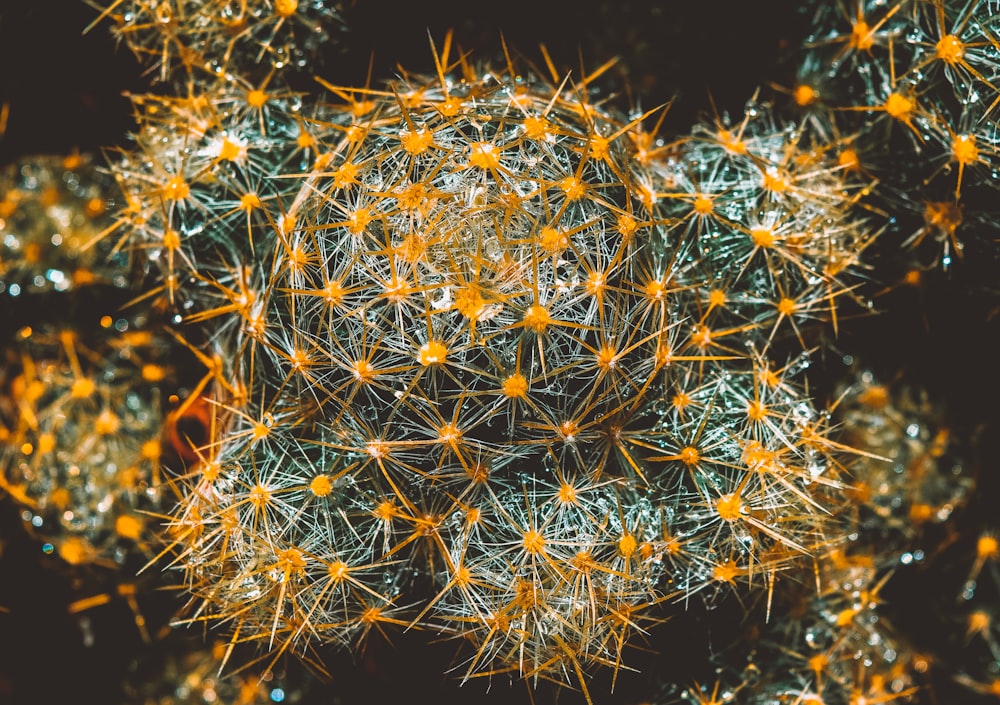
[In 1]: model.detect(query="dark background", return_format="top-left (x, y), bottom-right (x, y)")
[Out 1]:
top-left (0, 0), bottom-right (815, 163)
top-left (1, 1), bottom-right (998, 704)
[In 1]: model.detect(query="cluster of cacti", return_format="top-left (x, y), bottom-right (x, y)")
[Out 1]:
top-left (0, 1), bottom-right (997, 704)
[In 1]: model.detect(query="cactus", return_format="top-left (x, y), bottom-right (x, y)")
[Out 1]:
top-left (85, 0), bottom-right (348, 80)
top-left (792, 0), bottom-right (1000, 275)
top-left (0, 154), bottom-right (128, 299)
top-left (0, 2), bottom-right (998, 705)
top-left (108, 32), bottom-right (881, 696)
top-left (0, 319), bottom-right (174, 567)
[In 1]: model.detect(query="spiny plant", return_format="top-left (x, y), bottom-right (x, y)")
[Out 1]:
top-left (2, 3), bottom-right (998, 705)
top-left (665, 366), bottom-right (974, 705)
top-left (829, 371), bottom-right (999, 703)
top-left (679, 547), bottom-right (928, 705)
top-left (653, 92), bottom-right (879, 350)
top-left (126, 34), bottom-right (885, 698)
top-left (107, 70), bottom-right (339, 318)
top-left (120, 632), bottom-right (316, 704)
top-left (85, 0), bottom-right (347, 81)
top-left (832, 367), bottom-right (973, 543)
top-left (791, 0), bottom-right (1000, 273)
top-left (952, 527), bottom-right (1000, 698)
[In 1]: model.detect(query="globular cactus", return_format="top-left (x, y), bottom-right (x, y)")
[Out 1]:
top-left (832, 368), bottom-right (972, 543)
top-left (136, 39), bottom-right (881, 696)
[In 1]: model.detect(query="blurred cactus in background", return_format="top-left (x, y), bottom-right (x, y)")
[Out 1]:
top-left (0, 317), bottom-right (174, 567)
top-left (0, 1), bottom-right (998, 705)
top-left (0, 154), bottom-right (129, 297)
top-left (85, 0), bottom-right (348, 80)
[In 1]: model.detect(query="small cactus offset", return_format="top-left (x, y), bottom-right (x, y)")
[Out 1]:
top-left (0, 319), bottom-right (175, 567)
